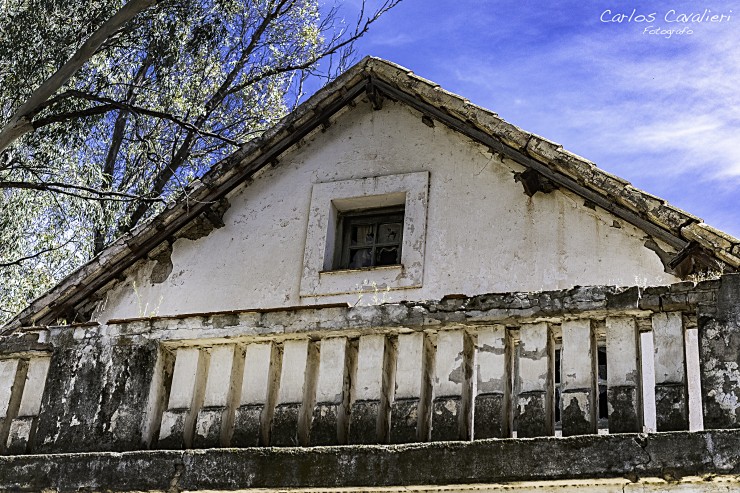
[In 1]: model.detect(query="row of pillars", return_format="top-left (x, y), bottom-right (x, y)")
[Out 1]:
top-left (151, 312), bottom-right (702, 448)
top-left (155, 332), bottom-right (439, 448)
top-left (517, 313), bottom-right (701, 437)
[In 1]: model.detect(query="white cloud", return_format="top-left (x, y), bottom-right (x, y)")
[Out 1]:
top-left (365, 32), bottom-right (416, 47)
top-left (459, 20), bottom-right (740, 180)
top-left (436, 3), bottom-right (740, 233)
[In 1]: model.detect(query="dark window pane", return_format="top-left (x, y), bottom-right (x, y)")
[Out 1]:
top-left (349, 248), bottom-right (372, 268)
top-left (378, 223), bottom-right (401, 243)
top-left (335, 206), bottom-right (405, 270)
top-left (376, 246), bottom-right (399, 266)
top-left (351, 224), bottom-right (374, 246)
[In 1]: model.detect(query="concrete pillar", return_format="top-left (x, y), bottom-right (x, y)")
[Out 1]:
top-left (16, 357), bottom-right (50, 419)
top-left (271, 339), bottom-right (316, 447)
top-left (474, 325), bottom-right (509, 439)
top-left (0, 359), bottom-right (19, 421)
top-left (0, 359), bottom-right (20, 452)
top-left (699, 274), bottom-right (740, 429)
top-left (685, 326), bottom-right (704, 431)
top-left (158, 348), bottom-right (207, 449)
top-left (431, 330), bottom-right (470, 441)
top-left (232, 342), bottom-right (276, 447)
top-left (652, 312), bottom-right (688, 431)
top-left (310, 337), bottom-right (350, 445)
top-left (560, 320), bottom-right (596, 436)
top-left (6, 356), bottom-right (51, 454)
top-left (640, 330), bottom-right (658, 433)
top-left (605, 317), bottom-right (641, 433)
top-left (349, 334), bottom-right (391, 444)
top-left (142, 348), bottom-right (175, 448)
top-left (390, 332), bottom-right (429, 443)
top-left (515, 323), bottom-right (552, 438)
top-left (193, 345), bottom-right (239, 448)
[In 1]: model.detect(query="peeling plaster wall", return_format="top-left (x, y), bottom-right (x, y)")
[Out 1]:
top-left (94, 98), bottom-right (678, 321)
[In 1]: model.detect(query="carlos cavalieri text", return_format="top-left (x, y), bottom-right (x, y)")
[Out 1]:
top-left (600, 9), bottom-right (732, 23)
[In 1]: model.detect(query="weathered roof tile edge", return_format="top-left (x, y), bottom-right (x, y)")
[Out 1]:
top-left (5, 56), bottom-right (739, 330)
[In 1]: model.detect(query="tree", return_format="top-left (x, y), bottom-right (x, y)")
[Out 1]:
top-left (0, 0), bottom-right (400, 322)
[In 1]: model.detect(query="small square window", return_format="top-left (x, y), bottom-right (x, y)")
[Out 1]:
top-left (300, 171), bottom-right (428, 297)
top-left (334, 206), bottom-right (405, 270)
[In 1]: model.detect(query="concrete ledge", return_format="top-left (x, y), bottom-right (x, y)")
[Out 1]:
top-left (2, 430), bottom-right (740, 491)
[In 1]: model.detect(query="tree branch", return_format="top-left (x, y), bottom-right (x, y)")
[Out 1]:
top-left (95, 61), bottom-right (150, 254)
top-left (0, 181), bottom-right (165, 203)
top-left (225, 0), bottom-right (401, 97)
top-left (120, 0), bottom-right (295, 231)
top-left (0, 0), bottom-right (160, 157)
top-left (0, 244), bottom-right (66, 268)
top-left (39, 90), bottom-right (241, 146)
top-left (31, 105), bottom-right (118, 128)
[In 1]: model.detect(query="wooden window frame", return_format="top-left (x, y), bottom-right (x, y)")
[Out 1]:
top-left (334, 206), bottom-right (405, 270)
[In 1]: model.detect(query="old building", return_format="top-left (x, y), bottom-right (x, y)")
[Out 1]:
top-left (2, 57), bottom-right (740, 492)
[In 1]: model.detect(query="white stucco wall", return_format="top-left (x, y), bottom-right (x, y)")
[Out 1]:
top-left (94, 97), bottom-right (678, 321)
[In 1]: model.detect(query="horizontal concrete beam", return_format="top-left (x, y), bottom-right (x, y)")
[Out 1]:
top-left (2, 430), bottom-right (740, 491)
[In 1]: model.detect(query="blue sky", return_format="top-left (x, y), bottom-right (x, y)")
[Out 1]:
top-left (334, 0), bottom-right (740, 237)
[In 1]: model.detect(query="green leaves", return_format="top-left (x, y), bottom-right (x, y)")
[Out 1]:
top-left (0, 0), bottom-right (400, 324)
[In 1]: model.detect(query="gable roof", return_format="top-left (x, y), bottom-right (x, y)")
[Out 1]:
top-left (6, 56), bottom-right (739, 330)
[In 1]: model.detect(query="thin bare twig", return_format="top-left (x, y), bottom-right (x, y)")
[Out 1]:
top-left (36, 90), bottom-right (242, 146)
top-left (0, 180), bottom-right (165, 202)
top-left (0, 237), bottom-right (74, 268)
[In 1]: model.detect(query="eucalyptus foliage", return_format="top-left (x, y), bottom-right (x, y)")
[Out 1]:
top-left (0, 0), bottom-right (399, 323)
